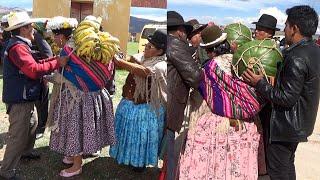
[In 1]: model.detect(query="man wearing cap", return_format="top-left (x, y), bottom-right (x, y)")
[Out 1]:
top-left (242, 5), bottom-right (320, 180)
top-left (0, 12), bottom-right (68, 179)
top-left (186, 19), bottom-right (209, 65)
top-left (167, 11), bottom-right (201, 180)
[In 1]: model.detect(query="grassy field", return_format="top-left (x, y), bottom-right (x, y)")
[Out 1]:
top-left (0, 42), bottom-right (160, 179)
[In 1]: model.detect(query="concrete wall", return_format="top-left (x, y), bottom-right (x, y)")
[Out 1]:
top-left (32, 0), bottom-right (131, 52)
top-left (93, 0), bottom-right (131, 52)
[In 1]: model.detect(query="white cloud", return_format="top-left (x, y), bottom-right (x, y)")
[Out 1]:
top-left (194, 7), bottom-right (286, 30)
top-left (131, 15), bottom-right (166, 22)
top-left (259, 7), bottom-right (287, 30)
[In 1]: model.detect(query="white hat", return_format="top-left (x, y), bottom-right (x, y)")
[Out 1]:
top-left (5, 11), bottom-right (35, 31)
top-left (46, 16), bottom-right (78, 31)
top-left (1, 14), bottom-right (9, 23)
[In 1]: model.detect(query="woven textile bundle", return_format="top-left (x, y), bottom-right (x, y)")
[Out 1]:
top-left (224, 23), bottom-right (252, 47)
top-left (232, 39), bottom-right (283, 79)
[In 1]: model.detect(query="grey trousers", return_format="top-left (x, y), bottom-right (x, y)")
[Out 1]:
top-left (0, 102), bottom-right (38, 178)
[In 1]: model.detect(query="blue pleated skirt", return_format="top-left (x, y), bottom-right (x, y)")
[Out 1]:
top-left (110, 98), bottom-right (165, 167)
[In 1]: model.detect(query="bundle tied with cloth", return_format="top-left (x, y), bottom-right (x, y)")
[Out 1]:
top-left (46, 16), bottom-right (116, 132)
top-left (232, 39), bottom-right (283, 83)
top-left (196, 25), bottom-right (262, 134)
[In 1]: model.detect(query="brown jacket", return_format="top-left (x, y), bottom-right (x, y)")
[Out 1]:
top-left (167, 35), bottom-right (201, 132)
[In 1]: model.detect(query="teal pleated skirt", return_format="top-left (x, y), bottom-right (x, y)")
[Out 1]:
top-left (110, 98), bottom-right (165, 167)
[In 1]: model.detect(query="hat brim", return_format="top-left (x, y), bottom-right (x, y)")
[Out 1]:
top-left (252, 22), bottom-right (280, 31)
top-left (147, 36), bottom-right (165, 50)
top-left (5, 19), bottom-right (36, 31)
top-left (188, 24), bottom-right (208, 38)
top-left (200, 33), bottom-right (228, 48)
top-left (168, 23), bottom-right (193, 34)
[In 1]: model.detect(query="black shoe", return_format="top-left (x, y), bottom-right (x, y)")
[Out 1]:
top-left (131, 166), bottom-right (146, 173)
top-left (20, 152), bottom-right (40, 160)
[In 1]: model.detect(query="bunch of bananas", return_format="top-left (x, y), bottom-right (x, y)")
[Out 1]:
top-left (73, 18), bottom-right (120, 64)
top-left (45, 35), bottom-right (61, 56)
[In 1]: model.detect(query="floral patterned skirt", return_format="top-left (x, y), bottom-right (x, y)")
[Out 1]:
top-left (49, 86), bottom-right (116, 156)
top-left (179, 112), bottom-right (265, 180)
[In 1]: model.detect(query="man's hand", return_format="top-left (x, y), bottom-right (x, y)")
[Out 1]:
top-left (57, 56), bottom-right (69, 67)
top-left (241, 68), bottom-right (264, 86)
top-left (230, 41), bottom-right (238, 53)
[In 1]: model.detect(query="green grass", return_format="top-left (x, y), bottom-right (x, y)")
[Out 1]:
top-left (0, 42), bottom-right (160, 179)
top-left (126, 42), bottom-right (139, 56)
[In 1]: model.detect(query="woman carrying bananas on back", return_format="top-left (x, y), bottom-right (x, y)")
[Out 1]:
top-left (110, 29), bottom-right (167, 172)
top-left (46, 16), bottom-right (116, 177)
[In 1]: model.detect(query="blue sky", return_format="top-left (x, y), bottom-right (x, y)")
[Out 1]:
top-left (168, 0), bottom-right (320, 31)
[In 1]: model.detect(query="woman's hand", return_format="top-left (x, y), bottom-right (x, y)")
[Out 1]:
top-left (57, 56), bottom-right (69, 67)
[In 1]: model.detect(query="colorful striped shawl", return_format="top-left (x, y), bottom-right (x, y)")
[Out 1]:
top-left (61, 46), bottom-right (114, 92)
top-left (199, 59), bottom-right (262, 120)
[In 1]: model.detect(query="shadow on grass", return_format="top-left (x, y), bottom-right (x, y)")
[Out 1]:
top-left (0, 132), bottom-right (7, 149)
top-left (16, 146), bottom-right (159, 180)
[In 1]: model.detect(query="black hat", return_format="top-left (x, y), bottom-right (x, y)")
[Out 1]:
top-left (200, 25), bottom-right (227, 48)
top-left (186, 19), bottom-right (208, 39)
top-left (167, 11), bottom-right (193, 33)
top-left (252, 14), bottom-right (280, 31)
top-left (147, 29), bottom-right (167, 52)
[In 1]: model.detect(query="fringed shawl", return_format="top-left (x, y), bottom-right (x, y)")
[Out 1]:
top-left (133, 54), bottom-right (167, 113)
top-left (199, 54), bottom-right (262, 120)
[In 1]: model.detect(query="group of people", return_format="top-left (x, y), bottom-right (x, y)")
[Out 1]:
top-left (0, 4), bottom-right (319, 180)
top-left (0, 12), bottom-right (167, 179)
top-left (166, 5), bottom-right (320, 180)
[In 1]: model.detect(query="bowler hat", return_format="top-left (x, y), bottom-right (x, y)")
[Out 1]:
top-left (167, 11), bottom-right (193, 33)
top-left (200, 25), bottom-right (227, 48)
top-left (186, 19), bottom-right (208, 39)
top-left (252, 14), bottom-right (280, 31)
top-left (147, 29), bottom-right (167, 52)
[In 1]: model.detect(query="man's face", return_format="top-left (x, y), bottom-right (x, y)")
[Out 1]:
top-left (255, 25), bottom-right (274, 40)
top-left (178, 26), bottom-right (187, 41)
top-left (284, 20), bottom-right (294, 46)
top-left (190, 32), bottom-right (202, 47)
top-left (21, 24), bottom-right (35, 41)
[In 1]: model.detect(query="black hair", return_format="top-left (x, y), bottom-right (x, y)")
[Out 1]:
top-left (52, 28), bottom-right (73, 39)
top-left (286, 5), bottom-right (318, 38)
top-left (11, 27), bottom-right (21, 36)
top-left (2, 30), bottom-right (12, 41)
top-left (206, 40), bottom-right (231, 56)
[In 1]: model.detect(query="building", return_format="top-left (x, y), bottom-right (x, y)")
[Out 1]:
top-left (33, 0), bottom-right (131, 52)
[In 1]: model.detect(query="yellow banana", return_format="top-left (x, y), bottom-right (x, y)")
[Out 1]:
top-left (79, 20), bottom-right (100, 31)
top-left (74, 28), bottom-right (96, 42)
top-left (74, 25), bottom-right (93, 36)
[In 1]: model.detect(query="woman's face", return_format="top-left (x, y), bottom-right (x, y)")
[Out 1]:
top-left (254, 26), bottom-right (274, 40)
top-left (53, 33), bottom-right (67, 48)
top-left (144, 42), bottom-right (163, 58)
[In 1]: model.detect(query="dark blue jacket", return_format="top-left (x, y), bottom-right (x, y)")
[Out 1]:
top-left (2, 37), bottom-right (42, 104)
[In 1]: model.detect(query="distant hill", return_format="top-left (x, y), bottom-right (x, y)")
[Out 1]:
top-left (0, 5), bottom-right (31, 16)
top-left (129, 16), bottom-right (166, 34)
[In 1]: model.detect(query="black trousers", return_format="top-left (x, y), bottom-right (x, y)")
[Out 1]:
top-left (35, 83), bottom-right (49, 134)
top-left (267, 141), bottom-right (299, 180)
top-left (259, 103), bottom-right (272, 163)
